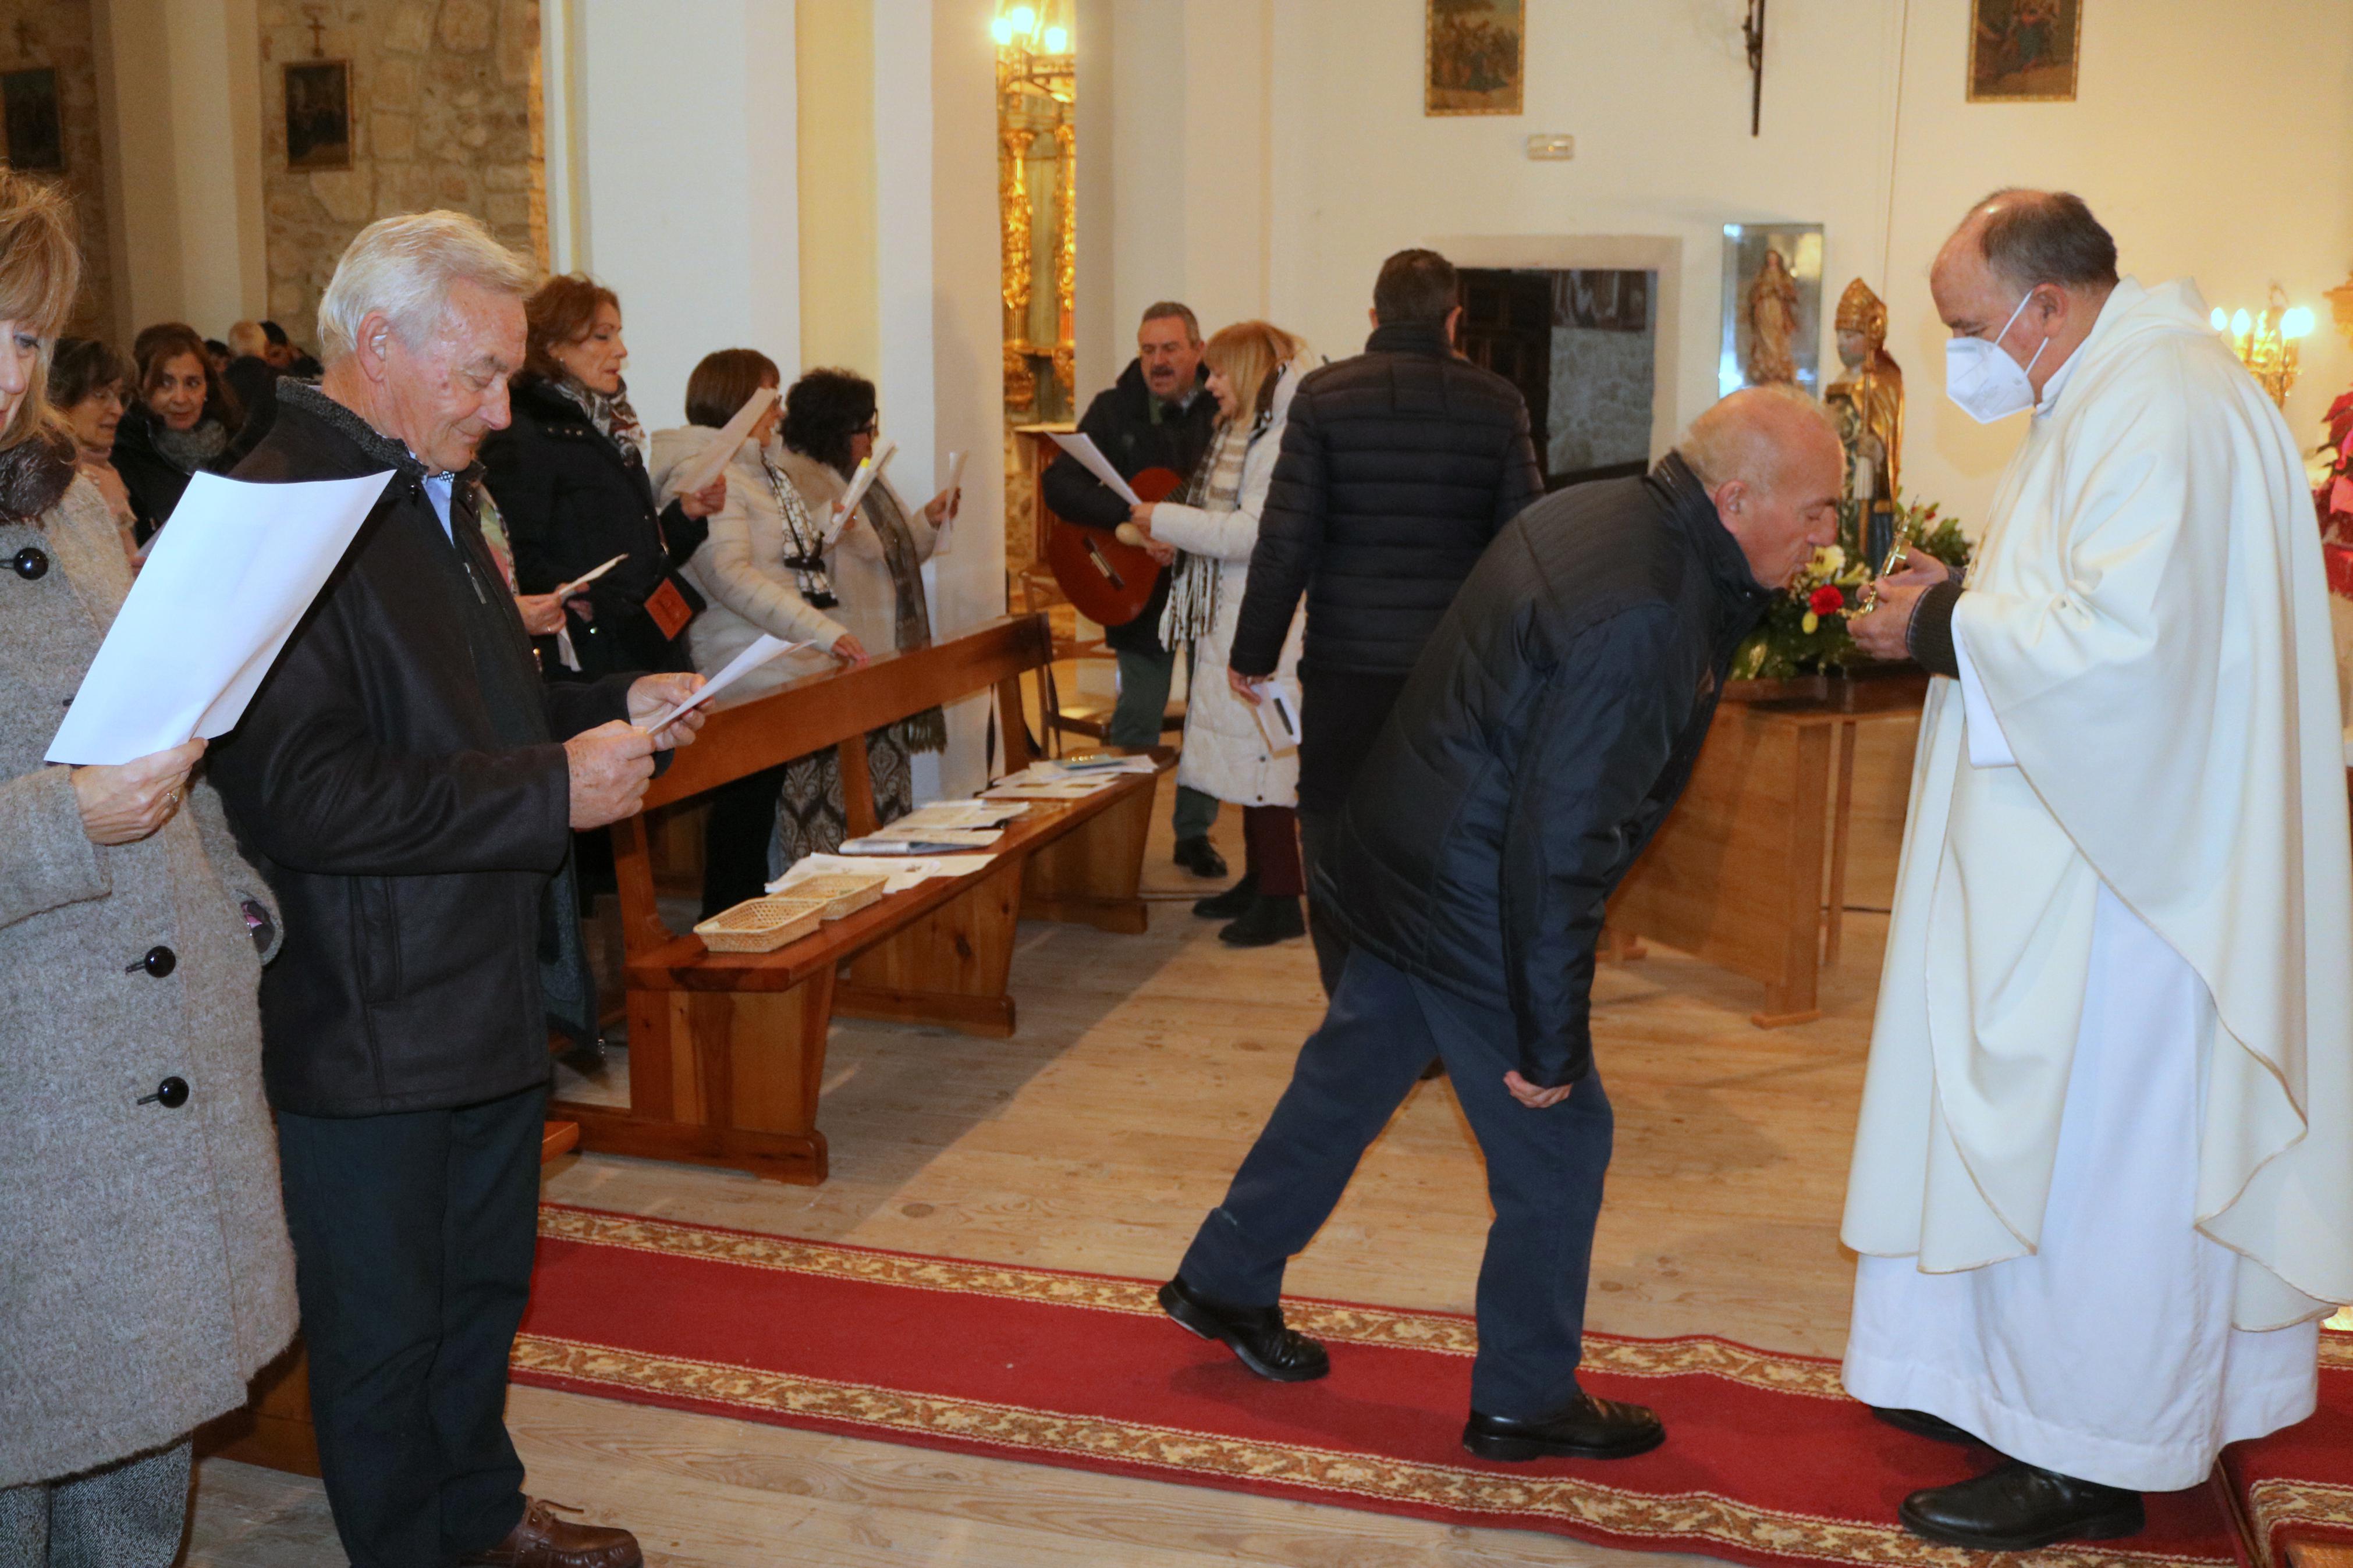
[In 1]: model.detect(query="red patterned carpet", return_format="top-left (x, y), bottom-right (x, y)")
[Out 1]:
top-left (514, 1204), bottom-right (2329, 1568)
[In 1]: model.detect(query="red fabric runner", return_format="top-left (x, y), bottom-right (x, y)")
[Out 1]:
top-left (513, 1206), bottom-right (2273, 1567)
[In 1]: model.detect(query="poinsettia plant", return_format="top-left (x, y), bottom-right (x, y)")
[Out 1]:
top-left (2315, 389), bottom-right (2353, 599)
top-left (1729, 496), bottom-right (1972, 681)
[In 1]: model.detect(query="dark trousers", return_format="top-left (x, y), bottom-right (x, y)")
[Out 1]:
top-left (1241, 804), bottom-right (1303, 897)
top-left (1296, 807), bottom-right (1348, 995)
top-left (276, 1084), bottom-right (545, 1568)
top-left (1177, 948), bottom-right (1614, 1420)
top-left (700, 761), bottom-right (789, 918)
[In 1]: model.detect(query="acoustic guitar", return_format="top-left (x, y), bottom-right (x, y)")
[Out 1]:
top-left (1041, 460), bottom-right (1181, 627)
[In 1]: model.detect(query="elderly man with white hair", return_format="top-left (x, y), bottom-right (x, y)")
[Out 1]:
top-left (210, 211), bottom-right (701, 1568)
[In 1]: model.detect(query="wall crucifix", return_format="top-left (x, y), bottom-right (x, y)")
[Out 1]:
top-left (1742, 0), bottom-right (1766, 136)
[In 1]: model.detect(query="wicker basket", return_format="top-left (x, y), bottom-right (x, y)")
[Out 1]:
top-left (787, 873), bottom-right (890, 920)
top-left (693, 896), bottom-right (828, 954)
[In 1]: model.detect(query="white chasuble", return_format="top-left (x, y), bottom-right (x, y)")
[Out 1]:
top-left (1840, 279), bottom-right (2353, 1482)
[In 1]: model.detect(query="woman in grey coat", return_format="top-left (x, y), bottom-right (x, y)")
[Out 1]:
top-left (0, 171), bottom-right (297, 1566)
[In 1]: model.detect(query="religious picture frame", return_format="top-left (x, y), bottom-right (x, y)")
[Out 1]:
top-left (1425, 0), bottom-right (1524, 117)
top-left (1966, 0), bottom-right (2081, 104)
top-left (1, 68), bottom-right (65, 173)
top-left (283, 60), bottom-right (352, 172)
top-left (1719, 223), bottom-right (1825, 399)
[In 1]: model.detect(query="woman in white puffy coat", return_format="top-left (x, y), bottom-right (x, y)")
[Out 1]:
top-left (649, 349), bottom-right (864, 916)
top-left (1131, 322), bottom-right (1318, 946)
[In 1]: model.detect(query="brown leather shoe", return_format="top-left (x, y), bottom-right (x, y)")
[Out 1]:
top-left (458, 1499), bottom-right (644, 1567)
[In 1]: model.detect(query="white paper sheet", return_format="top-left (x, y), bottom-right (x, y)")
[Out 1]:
top-left (643, 632), bottom-right (807, 730)
top-left (553, 552), bottom-right (626, 601)
top-left (934, 449), bottom-right (967, 555)
top-left (839, 826), bottom-right (1003, 854)
top-left (670, 386), bottom-right (778, 497)
top-left (1250, 680), bottom-right (1302, 756)
top-left (47, 470), bottom-right (393, 766)
top-left (824, 440), bottom-right (896, 546)
top-left (769, 852), bottom-right (962, 895)
top-left (1048, 432), bottom-right (1142, 507)
top-left (895, 799), bottom-right (1029, 830)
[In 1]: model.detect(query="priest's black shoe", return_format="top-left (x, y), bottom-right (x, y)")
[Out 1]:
top-left (1873, 1406), bottom-right (1976, 1445)
top-left (1219, 894), bottom-right (1304, 947)
top-left (1463, 1395), bottom-right (1666, 1462)
top-left (1899, 1461), bottom-right (2144, 1550)
top-left (1173, 835), bottom-right (1227, 878)
top-left (1193, 870), bottom-right (1258, 919)
top-left (1158, 1276), bottom-right (1329, 1382)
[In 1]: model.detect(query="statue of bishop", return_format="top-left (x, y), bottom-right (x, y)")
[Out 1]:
top-left (1826, 278), bottom-right (1905, 558)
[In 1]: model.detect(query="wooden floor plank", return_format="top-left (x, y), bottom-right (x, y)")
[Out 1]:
top-left (191, 753), bottom-right (1912, 1566)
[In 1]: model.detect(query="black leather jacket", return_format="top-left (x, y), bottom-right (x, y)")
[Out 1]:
top-left (211, 386), bottom-right (635, 1115)
top-left (1323, 456), bottom-right (1769, 1088)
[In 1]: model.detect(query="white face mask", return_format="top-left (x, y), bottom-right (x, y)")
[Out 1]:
top-left (1943, 289), bottom-right (2049, 424)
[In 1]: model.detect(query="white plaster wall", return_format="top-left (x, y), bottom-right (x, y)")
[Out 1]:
top-left (1089, 0), bottom-right (2353, 535)
top-left (568, 0), bottom-right (800, 431)
top-left (94, 0), bottom-right (268, 337)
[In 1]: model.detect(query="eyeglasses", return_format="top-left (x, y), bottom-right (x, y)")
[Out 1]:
top-left (857, 418), bottom-right (879, 437)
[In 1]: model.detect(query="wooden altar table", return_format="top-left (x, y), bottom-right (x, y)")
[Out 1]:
top-left (1603, 672), bottom-right (1928, 1027)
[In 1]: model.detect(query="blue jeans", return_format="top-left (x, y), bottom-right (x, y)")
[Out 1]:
top-left (1110, 645), bottom-right (1218, 841)
top-left (1177, 948), bottom-right (1615, 1420)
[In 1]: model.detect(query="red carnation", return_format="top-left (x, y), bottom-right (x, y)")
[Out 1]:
top-left (1808, 585), bottom-right (1846, 617)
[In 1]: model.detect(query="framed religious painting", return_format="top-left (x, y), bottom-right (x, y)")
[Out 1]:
top-left (283, 59), bottom-right (352, 172)
top-left (1, 68), bottom-right (64, 172)
top-left (1719, 223), bottom-right (1825, 398)
top-left (1967, 0), bottom-right (2081, 103)
top-left (1425, 0), bottom-right (1524, 116)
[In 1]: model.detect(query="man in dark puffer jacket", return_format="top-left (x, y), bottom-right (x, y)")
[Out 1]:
top-left (1226, 248), bottom-right (1542, 993)
top-left (1162, 386), bottom-right (1843, 1464)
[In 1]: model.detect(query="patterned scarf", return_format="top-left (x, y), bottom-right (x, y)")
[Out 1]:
top-left (1158, 416), bottom-right (1254, 649)
top-left (758, 445), bottom-right (837, 608)
top-left (553, 374), bottom-right (645, 468)
top-left (858, 479), bottom-right (946, 754)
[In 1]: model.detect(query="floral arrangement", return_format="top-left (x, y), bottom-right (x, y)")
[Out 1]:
top-left (1730, 496), bottom-right (1972, 681)
top-left (2315, 389), bottom-right (2353, 599)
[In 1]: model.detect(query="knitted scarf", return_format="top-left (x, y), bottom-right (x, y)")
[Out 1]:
top-left (154, 417), bottom-right (230, 474)
top-left (1157, 415), bottom-right (1254, 649)
top-left (858, 478), bottom-right (946, 755)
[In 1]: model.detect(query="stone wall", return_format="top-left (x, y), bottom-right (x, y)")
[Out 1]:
top-left (0, 0), bottom-right (117, 344)
top-left (258, 0), bottom-right (542, 349)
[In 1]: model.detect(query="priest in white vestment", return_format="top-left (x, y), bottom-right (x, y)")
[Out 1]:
top-left (1845, 189), bottom-right (2353, 1552)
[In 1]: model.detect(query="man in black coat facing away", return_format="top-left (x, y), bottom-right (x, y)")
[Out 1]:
top-left (1041, 301), bottom-right (1225, 875)
top-left (1226, 249), bottom-right (1542, 993)
top-left (1161, 386), bottom-right (1844, 1462)
top-left (211, 212), bottom-right (703, 1568)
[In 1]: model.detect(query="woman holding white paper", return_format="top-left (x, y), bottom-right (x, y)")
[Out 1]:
top-left (0, 169), bottom-right (296, 1567)
top-left (1129, 321), bottom-right (1318, 948)
top-left (652, 349), bottom-right (869, 913)
top-left (761, 368), bottom-right (957, 871)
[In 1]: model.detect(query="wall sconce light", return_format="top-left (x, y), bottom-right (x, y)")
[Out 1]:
top-left (2211, 286), bottom-right (2314, 409)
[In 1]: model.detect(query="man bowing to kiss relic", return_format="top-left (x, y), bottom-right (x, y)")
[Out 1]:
top-left (1845, 189), bottom-right (2353, 1550)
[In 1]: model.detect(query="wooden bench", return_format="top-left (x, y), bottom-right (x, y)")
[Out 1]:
top-left (551, 613), bottom-right (1160, 1186)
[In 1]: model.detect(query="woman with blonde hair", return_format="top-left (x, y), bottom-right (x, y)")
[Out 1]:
top-left (0, 170), bottom-right (296, 1565)
top-left (1131, 320), bottom-right (1319, 945)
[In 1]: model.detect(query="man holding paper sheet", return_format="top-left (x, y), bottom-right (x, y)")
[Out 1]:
top-left (1042, 301), bottom-right (1225, 876)
top-left (208, 212), bottom-right (693, 1568)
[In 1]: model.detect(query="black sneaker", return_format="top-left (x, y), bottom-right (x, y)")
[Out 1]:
top-left (1173, 835), bottom-right (1228, 879)
top-left (1193, 871), bottom-right (1258, 919)
top-left (1219, 894), bottom-right (1304, 947)
top-left (1158, 1276), bottom-right (1329, 1382)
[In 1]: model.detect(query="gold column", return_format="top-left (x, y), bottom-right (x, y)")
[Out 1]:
top-left (1051, 119), bottom-right (1076, 400)
top-left (1000, 123), bottom-right (1037, 411)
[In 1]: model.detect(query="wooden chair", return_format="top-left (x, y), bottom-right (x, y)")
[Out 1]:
top-left (551, 613), bottom-right (1162, 1186)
